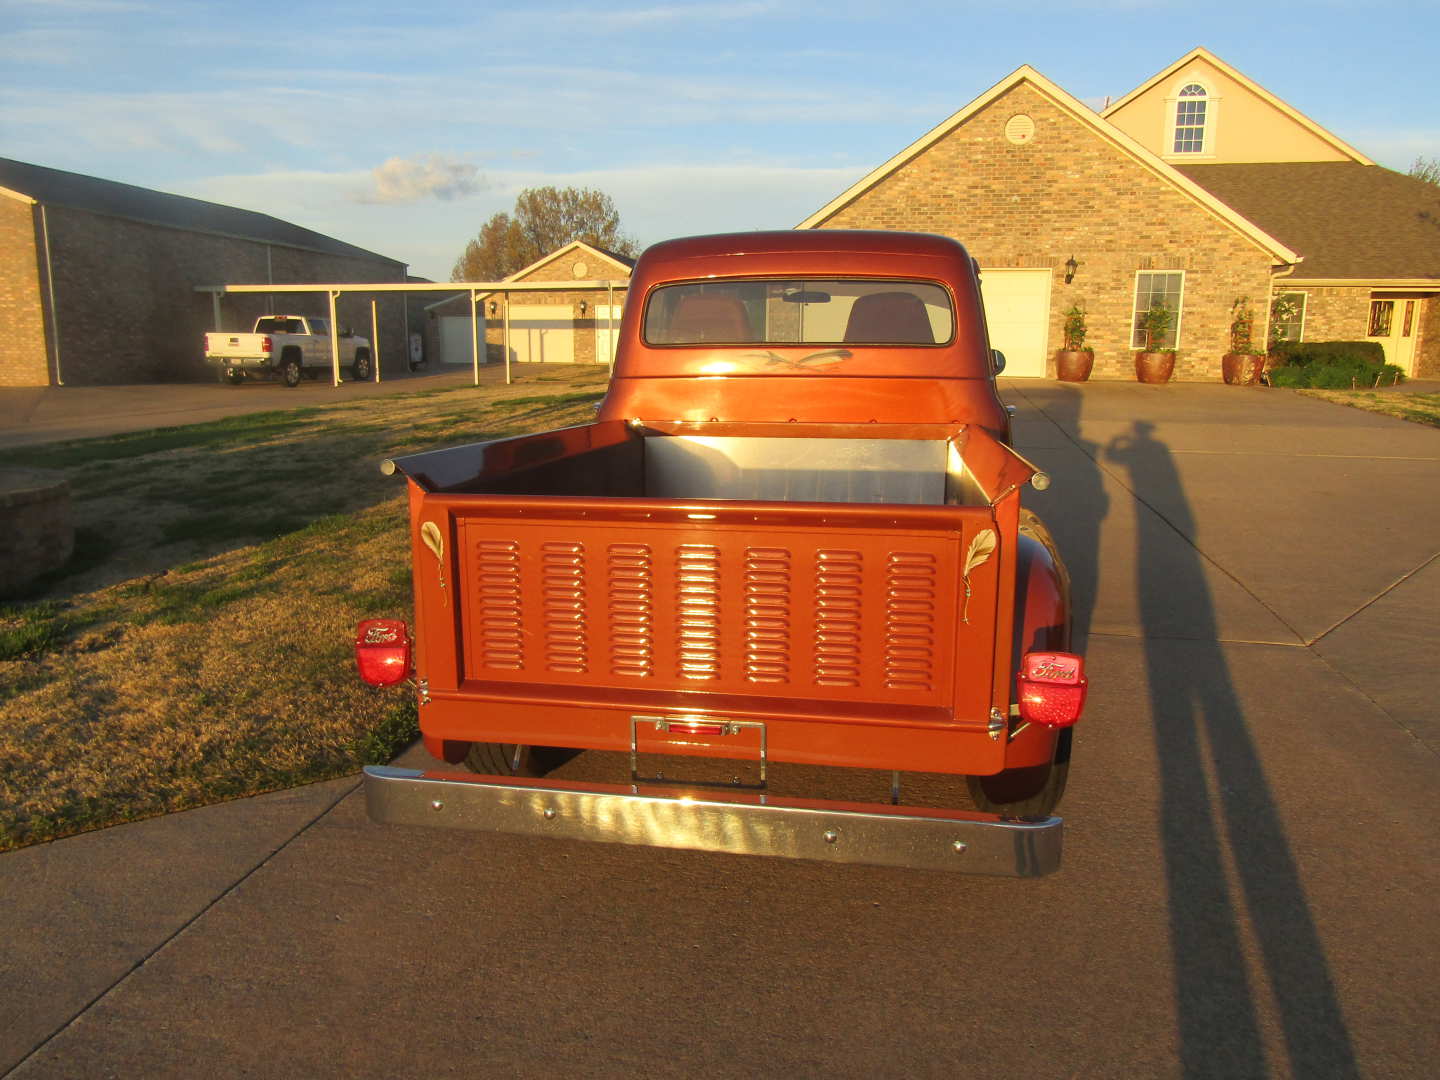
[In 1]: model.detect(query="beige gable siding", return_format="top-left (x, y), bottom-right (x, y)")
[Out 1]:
top-left (0, 198), bottom-right (49, 386)
top-left (816, 82), bottom-right (1273, 380)
top-left (1106, 58), bottom-right (1352, 165)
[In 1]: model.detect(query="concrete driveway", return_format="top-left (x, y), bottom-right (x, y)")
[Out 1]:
top-left (2, 381), bottom-right (1437, 1078)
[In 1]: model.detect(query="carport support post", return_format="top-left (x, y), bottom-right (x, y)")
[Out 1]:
top-left (328, 290), bottom-right (342, 387)
top-left (607, 283), bottom-right (615, 374)
top-left (371, 299), bottom-right (381, 383)
top-left (470, 290), bottom-right (480, 387)
top-left (503, 292), bottom-right (512, 386)
top-left (211, 290), bottom-right (222, 332)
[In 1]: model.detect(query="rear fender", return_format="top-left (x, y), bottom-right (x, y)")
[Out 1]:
top-left (1004, 510), bottom-right (1073, 769)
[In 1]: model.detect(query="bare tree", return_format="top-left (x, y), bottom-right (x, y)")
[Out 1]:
top-left (451, 186), bottom-right (638, 282)
top-left (1409, 156), bottom-right (1440, 186)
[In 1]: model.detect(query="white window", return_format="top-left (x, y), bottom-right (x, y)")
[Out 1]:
top-left (1173, 83), bottom-right (1208, 153)
top-left (1270, 292), bottom-right (1307, 344)
top-left (1131, 272), bottom-right (1185, 349)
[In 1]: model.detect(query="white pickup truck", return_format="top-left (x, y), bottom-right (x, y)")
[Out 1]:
top-left (204, 315), bottom-right (373, 387)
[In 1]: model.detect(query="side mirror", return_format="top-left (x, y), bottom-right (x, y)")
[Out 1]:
top-left (991, 349), bottom-right (1007, 374)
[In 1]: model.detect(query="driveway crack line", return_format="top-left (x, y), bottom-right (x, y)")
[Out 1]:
top-left (3, 776), bottom-right (362, 1078)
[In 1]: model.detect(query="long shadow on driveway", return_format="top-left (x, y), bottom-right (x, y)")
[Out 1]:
top-left (1106, 419), bottom-right (1358, 1078)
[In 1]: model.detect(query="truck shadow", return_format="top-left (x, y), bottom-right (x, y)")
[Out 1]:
top-left (1104, 419), bottom-right (1358, 1079)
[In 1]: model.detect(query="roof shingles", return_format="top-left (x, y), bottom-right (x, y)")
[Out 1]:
top-left (1175, 162), bottom-right (1440, 280)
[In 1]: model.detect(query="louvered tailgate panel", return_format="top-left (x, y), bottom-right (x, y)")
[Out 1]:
top-left (454, 510), bottom-right (998, 717)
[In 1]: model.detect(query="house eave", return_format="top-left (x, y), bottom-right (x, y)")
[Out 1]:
top-left (1281, 277), bottom-right (1440, 289)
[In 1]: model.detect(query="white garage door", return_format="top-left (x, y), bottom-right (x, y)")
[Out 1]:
top-left (509, 305), bottom-right (575, 364)
top-left (439, 316), bottom-right (479, 366)
top-left (980, 269), bottom-right (1052, 378)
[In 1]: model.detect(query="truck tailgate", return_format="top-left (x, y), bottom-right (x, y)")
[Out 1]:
top-left (416, 494), bottom-right (1003, 734)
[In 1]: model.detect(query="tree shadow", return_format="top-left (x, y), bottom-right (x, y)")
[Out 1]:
top-left (1105, 419), bottom-right (1358, 1078)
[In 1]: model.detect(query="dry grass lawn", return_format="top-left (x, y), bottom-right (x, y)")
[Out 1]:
top-left (0, 367), bottom-right (609, 850)
top-left (1297, 389), bottom-right (1440, 428)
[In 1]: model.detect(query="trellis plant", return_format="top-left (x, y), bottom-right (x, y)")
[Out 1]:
top-left (1229, 296), bottom-right (1261, 355)
top-left (1062, 305), bottom-right (1091, 352)
top-left (1140, 302), bottom-right (1175, 352)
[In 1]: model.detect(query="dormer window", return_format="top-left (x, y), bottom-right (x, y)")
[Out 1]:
top-left (1173, 83), bottom-right (1209, 154)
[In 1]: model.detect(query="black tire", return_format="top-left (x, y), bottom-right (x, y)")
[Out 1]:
top-left (966, 728), bottom-right (1071, 818)
top-left (351, 350), bottom-right (372, 382)
top-left (280, 353), bottom-right (303, 388)
top-left (463, 742), bottom-right (578, 778)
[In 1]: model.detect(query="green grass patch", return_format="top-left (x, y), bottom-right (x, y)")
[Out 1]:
top-left (8, 408), bottom-right (328, 468)
top-left (0, 601), bottom-right (71, 661)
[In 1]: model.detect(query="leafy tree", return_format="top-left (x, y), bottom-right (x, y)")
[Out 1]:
top-left (1409, 156), bottom-right (1440, 186)
top-left (451, 186), bottom-right (638, 282)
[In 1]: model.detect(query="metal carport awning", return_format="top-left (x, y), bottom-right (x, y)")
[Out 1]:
top-left (195, 279), bottom-right (628, 387)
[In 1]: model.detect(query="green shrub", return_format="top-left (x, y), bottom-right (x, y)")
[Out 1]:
top-left (1269, 341), bottom-right (1385, 368)
top-left (1266, 340), bottom-right (1402, 390)
top-left (1269, 357), bottom-right (1405, 389)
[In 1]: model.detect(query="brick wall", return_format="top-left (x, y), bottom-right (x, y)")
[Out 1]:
top-left (38, 206), bottom-right (409, 385)
top-left (0, 198), bottom-right (50, 387)
top-left (814, 83), bottom-right (1277, 380)
top-left (1289, 287), bottom-right (1370, 345)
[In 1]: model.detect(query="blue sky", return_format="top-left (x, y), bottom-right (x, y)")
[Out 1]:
top-left (2, 0), bottom-right (1436, 281)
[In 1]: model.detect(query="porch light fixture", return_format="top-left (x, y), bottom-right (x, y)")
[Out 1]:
top-left (578, 300), bottom-right (588, 316)
top-left (488, 301), bottom-right (497, 316)
top-left (1064, 256), bottom-right (1078, 284)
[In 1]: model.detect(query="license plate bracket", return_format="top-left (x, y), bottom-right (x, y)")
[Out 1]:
top-left (629, 714), bottom-right (767, 792)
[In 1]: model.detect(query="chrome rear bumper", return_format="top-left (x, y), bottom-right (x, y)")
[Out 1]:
top-left (363, 766), bottom-right (1062, 876)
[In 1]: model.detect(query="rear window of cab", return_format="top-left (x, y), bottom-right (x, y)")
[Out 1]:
top-left (643, 279), bottom-right (954, 346)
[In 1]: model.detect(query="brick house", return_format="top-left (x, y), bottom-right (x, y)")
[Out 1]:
top-left (799, 48), bottom-right (1439, 379)
top-left (425, 240), bottom-right (633, 367)
top-left (0, 157), bottom-right (410, 387)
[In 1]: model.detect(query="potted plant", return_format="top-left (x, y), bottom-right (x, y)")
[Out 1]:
top-left (1054, 304), bottom-right (1094, 381)
top-left (1134, 302), bottom-right (1176, 383)
top-left (1222, 296), bottom-right (1264, 385)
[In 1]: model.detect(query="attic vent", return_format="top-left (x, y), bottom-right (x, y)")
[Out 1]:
top-left (1005, 114), bottom-right (1036, 145)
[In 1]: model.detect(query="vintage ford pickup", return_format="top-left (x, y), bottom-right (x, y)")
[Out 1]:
top-left (357, 230), bottom-right (1086, 875)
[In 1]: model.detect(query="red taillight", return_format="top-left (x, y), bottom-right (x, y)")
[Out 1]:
top-left (1016, 651), bottom-right (1088, 728)
top-left (204, 333), bottom-right (211, 351)
top-left (355, 618), bottom-right (411, 687)
top-left (261, 335), bottom-right (273, 353)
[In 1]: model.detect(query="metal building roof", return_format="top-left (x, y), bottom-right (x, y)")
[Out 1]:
top-left (0, 156), bottom-right (405, 267)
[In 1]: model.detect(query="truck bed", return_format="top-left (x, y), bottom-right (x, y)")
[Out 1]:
top-left (386, 420), bottom-right (1037, 775)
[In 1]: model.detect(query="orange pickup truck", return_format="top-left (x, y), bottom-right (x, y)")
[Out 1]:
top-left (357, 231), bottom-right (1086, 876)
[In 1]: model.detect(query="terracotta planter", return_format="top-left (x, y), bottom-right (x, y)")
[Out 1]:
top-left (1134, 351), bottom-right (1175, 384)
top-left (1054, 349), bottom-right (1094, 382)
top-left (1222, 352), bottom-right (1263, 385)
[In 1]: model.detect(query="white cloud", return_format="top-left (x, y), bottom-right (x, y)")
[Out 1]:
top-left (359, 154), bottom-right (485, 204)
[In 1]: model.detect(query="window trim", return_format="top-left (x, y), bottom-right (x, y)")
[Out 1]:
top-left (1271, 291), bottom-right (1307, 345)
top-left (1164, 79), bottom-right (1217, 159)
top-left (1130, 270), bottom-right (1186, 350)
